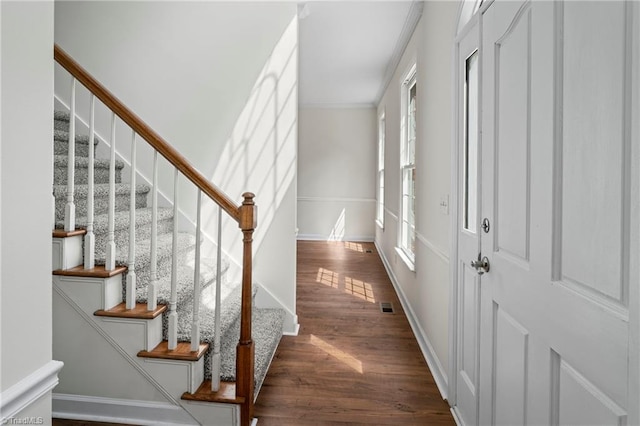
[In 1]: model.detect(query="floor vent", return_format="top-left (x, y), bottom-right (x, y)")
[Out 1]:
top-left (365, 249), bottom-right (373, 253)
top-left (380, 302), bottom-right (394, 314)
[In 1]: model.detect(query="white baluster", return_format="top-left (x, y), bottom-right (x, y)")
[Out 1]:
top-left (168, 169), bottom-right (179, 350)
top-left (211, 205), bottom-right (223, 391)
top-left (105, 113), bottom-right (117, 270)
top-left (147, 151), bottom-right (158, 311)
top-left (191, 189), bottom-right (202, 352)
top-left (126, 131), bottom-right (137, 309)
top-left (64, 78), bottom-right (76, 232)
top-left (84, 94), bottom-right (96, 269)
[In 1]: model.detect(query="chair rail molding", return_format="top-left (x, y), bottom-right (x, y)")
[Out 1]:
top-left (0, 360), bottom-right (64, 422)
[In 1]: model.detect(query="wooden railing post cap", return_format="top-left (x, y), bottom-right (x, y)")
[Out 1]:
top-left (242, 192), bottom-right (255, 205)
top-left (240, 193), bottom-right (257, 230)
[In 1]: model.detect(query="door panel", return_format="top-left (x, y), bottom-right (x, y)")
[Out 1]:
top-left (556, 357), bottom-right (627, 426)
top-left (559, 0), bottom-right (630, 305)
top-left (461, 264), bottom-right (478, 383)
top-left (479, 1), bottom-right (635, 424)
top-left (495, 4), bottom-right (531, 263)
top-left (493, 304), bottom-right (529, 426)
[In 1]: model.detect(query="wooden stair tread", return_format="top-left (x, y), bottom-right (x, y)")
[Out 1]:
top-left (52, 229), bottom-right (87, 238)
top-left (138, 341), bottom-right (209, 361)
top-left (95, 302), bottom-right (167, 319)
top-left (53, 265), bottom-right (127, 278)
top-left (182, 380), bottom-right (244, 404)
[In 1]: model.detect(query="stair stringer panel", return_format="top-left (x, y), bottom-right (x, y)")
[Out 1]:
top-left (53, 280), bottom-right (241, 425)
top-left (52, 285), bottom-right (188, 406)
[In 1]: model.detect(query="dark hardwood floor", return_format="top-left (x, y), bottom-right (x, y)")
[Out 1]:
top-left (54, 240), bottom-right (454, 426)
top-left (253, 241), bottom-right (454, 425)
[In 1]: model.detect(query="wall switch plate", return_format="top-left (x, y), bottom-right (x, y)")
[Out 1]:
top-left (440, 194), bottom-right (449, 215)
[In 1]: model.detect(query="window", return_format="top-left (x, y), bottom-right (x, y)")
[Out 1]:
top-left (376, 113), bottom-right (385, 228)
top-left (463, 50), bottom-right (479, 233)
top-left (399, 66), bottom-right (417, 267)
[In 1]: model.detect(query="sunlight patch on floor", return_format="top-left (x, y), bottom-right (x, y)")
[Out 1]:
top-left (344, 276), bottom-right (375, 302)
top-left (316, 267), bottom-right (339, 288)
top-left (343, 241), bottom-right (364, 252)
top-left (316, 268), bottom-right (376, 303)
top-left (309, 334), bottom-right (363, 374)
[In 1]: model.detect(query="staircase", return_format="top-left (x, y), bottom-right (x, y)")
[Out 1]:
top-left (51, 46), bottom-right (284, 426)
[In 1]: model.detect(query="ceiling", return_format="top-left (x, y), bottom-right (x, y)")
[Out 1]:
top-left (298, 1), bottom-right (423, 107)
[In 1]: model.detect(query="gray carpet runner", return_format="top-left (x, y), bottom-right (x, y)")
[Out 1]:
top-left (53, 111), bottom-right (284, 396)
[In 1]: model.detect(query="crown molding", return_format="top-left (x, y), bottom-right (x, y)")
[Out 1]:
top-left (375, 1), bottom-right (424, 105)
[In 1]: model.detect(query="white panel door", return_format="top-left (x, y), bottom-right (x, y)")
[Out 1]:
top-left (479, 0), bottom-right (637, 424)
top-left (454, 17), bottom-right (482, 426)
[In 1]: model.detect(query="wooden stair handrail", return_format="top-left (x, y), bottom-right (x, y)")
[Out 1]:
top-left (54, 44), bottom-right (240, 223)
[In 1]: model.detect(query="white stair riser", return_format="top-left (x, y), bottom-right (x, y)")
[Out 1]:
top-left (99, 316), bottom-right (163, 353)
top-left (140, 358), bottom-right (204, 395)
top-left (181, 401), bottom-right (239, 426)
top-left (52, 235), bottom-right (83, 271)
top-left (54, 275), bottom-right (122, 312)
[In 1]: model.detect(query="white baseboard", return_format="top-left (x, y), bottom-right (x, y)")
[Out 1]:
top-left (450, 405), bottom-right (464, 426)
top-left (254, 283), bottom-right (299, 335)
top-left (0, 360), bottom-right (64, 422)
top-left (374, 240), bottom-right (449, 400)
top-left (282, 320), bottom-right (300, 336)
top-left (297, 234), bottom-right (374, 242)
top-left (52, 394), bottom-right (199, 426)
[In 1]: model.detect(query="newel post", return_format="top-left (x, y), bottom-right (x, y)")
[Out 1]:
top-left (237, 192), bottom-right (257, 426)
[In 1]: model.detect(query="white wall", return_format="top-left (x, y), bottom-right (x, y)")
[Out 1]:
top-left (54, 2), bottom-right (299, 330)
top-left (375, 1), bottom-right (458, 396)
top-left (1, 0), bottom-right (61, 420)
top-left (298, 107), bottom-right (376, 241)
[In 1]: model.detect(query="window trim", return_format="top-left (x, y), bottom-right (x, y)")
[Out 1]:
top-left (376, 111), bottom-right (386, 229)
top-left (398, 64), bottom-right (417, 270)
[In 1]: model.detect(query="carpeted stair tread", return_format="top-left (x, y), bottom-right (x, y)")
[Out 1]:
top-left (252, 308), bottom-right (286, 396)
top-left (54, 110), bottom-right (73, 122)
top-left (54, 129), bottom-right (100, 145)
top-left (54, 183), bottom-right (150, 223)
top-left (54, 155), bottom-right (124, 185)
top-left (135, 256), bottom-right (232, 310)
top-left (95, 232), bottom-right (197, 291)
top-left (55, 207), bottom-right (173, 233)
top-left (175, 283), bottom-right (260, 380)
top-left (55, 207), bottom-right (174, 255)
top-left (54, 130), bottom-right (100, 158)
top-left (218, 307), bottom-right (285, 394)
top-left (53, 182), bottom-right (150, 198)
top-left (97, 232), bottom-right (194, 265)
top-left (54, 155), bottom-right (125, 171)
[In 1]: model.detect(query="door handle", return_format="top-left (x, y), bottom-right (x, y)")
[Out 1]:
top-left (471, 256), bottom-right (490, 275)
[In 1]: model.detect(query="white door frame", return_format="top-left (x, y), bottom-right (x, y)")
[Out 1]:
top-left (629, 2), bottom-right (640, 424)
top-left (448, 0), bottom-right (493, 418)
